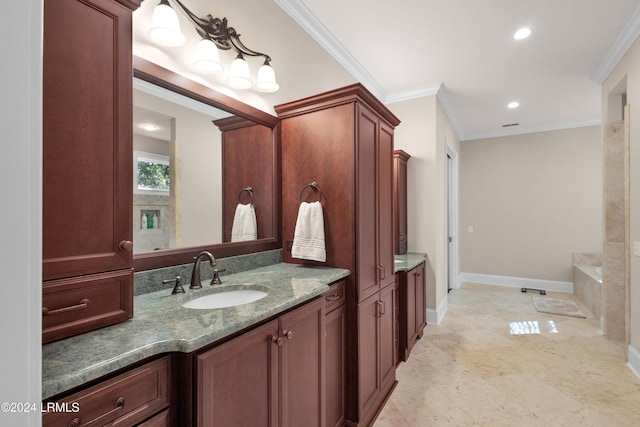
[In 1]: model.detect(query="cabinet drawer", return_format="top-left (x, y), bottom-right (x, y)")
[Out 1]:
top-left (43, 356), bottom-right (170, 427)
top-left (42, 269), bottom-right (133, 344)
top-left (138, 408), bottom-right (170, 426)
top-left (323, 280), bottom-right (346, 313)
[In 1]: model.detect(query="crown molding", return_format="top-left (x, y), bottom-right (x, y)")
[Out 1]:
top-left (462, 118), bottom-right (602, 141)
top-left (275, 0), bottom-right (387, 101)
top-left (592, 6), bottom-right (640, 84)
top-left (435, 83), bottom-right (465, 141)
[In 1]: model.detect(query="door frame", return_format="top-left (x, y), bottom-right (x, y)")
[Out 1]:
top-left (446, 142), bottom-right (459, 291)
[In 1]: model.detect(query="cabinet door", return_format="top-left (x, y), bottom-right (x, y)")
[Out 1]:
top-left (280, 297), bottom-right (325, 427)
top-left (357, 292), bottom-right (380, 418)
top-left (356, 105), bottom-right (380, 301)
top-left (379, 284), bottom-right (396, 389)
top-left (43, 0), bottom-right (134, 280)
top-left (325, 304), bottom-right (346, 427)
top-left (377, 121), bottom-right (396, 291)
top-left (406, 268), bottom-right (418, 350)
top-left (196, 319), bottom-right (279, 427)
top-left (415, 263), bottom-right (427, 336)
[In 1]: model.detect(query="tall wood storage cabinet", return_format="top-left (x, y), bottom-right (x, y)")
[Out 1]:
top-left (393, 150), bottom-right (410, 255)
top-left (42, 0), bottom-right (140, 343)
top-left (276, 84), bottom-right (401, 427)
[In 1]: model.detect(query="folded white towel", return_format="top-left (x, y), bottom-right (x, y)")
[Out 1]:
top-left (291, 201), bottom-right (326, 262)
top-left (231, 203), bottom-right (257, 242)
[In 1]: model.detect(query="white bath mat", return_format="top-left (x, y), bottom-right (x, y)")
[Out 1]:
top-left (533, 297), bottom-right (586, 318)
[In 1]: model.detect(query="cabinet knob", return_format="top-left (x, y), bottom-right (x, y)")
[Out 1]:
top-left (283, 329), bottom-right (293, 340)
top-left (271, 335), bottom-right (283, 346)
top-left (119, 240), bottom-right (133, 252)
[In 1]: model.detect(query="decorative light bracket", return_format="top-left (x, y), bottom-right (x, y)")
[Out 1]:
top-left (170, 0), bottom-right (271, 63)
top-left (150, 0), bottom-right (278, 92)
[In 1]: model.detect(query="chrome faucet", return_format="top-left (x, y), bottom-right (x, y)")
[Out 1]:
top-left (190, 251), bottom-right (216, 289)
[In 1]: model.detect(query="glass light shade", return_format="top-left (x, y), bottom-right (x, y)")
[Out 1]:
top-left (149, 2), bottom-right (186, 47)
top-left (227, 56), bottom-right (252, 90)
top-left (256, 63), bottom-right (280, 93)
top-left (193, 39), bottom-right (223, 75)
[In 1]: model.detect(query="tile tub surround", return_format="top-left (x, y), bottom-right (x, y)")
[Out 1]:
top-left (573, 264), bottom-right (603, 325)
top-left (394, 252), bottom-right (428, 273)
top-left (572, 253), bottom-right (603, 331)
top-left (42, 262), bottom-right (350, 400)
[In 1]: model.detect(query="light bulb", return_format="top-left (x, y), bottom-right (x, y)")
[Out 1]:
top-left (148, 1), bottom-right (185, 47)
top-left (193, 38), bottom-right (223, 75)
top-left (256, 61), bottom-right (279, 93)
top-left (227, 55), bottom-right (252, 90)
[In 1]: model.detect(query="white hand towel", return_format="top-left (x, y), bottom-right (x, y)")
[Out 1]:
top-left (231, 203), bottom-right (257, 242)
top-left (291, 201), bottom-right (326, 262)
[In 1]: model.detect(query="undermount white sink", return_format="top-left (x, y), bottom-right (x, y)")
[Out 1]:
top-left (182, 289), bottom-right (268, 309)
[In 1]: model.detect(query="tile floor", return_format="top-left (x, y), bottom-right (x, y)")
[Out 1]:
top-left (373, 282), bottom-right (640, 426)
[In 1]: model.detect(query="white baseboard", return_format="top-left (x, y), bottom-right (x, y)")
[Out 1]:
top-left (459, 272), bottom-right (573, 293)
top-left (628, 345), bottom-right (640, 380)
top-left (426, 294), bottom-right (448, 325)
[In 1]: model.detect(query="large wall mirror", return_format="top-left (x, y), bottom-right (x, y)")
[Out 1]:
top-left (133, 57), bottom-right (280, 271)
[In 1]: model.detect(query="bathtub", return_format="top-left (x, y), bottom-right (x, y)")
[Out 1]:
top-left (573, 263), bottom-right (603, 323)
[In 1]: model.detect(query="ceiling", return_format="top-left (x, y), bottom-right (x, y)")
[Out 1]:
top-left (277, 0), bottom-right (640, 140)
top-left (134, 0), bottom-right (640, 141)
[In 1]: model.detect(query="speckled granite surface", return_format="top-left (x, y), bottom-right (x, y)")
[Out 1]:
top-left (42, 262), bottom-right (349, 400)
top-left (394, 252), bottom-right (428, 273)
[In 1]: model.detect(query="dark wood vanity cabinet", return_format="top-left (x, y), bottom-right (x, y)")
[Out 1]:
top-left (42, 0), bottom-right (140, 342)
top-left (393, 150), bottom-right (411, 255)
top-left (195, 297), bottom-right (325, 427)
top-left (276, 84), bottom-right (400, 426)
top-left (43, 356), bottom-right (171, 427)
top-left (397, 262), bottom-right (427, 362)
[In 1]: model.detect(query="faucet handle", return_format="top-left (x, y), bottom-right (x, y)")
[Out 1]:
top-left (211, 268), bottom-right (227, 285)
top-left (163, 276), bottom-right (185, 295)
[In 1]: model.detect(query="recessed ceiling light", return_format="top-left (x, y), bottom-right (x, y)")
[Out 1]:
top-left (508, 101), bottom-right (520, 109)
top-left (140, 123), bottom-right (159, 131)
top-left (514, 27), bottom-right (532, 40)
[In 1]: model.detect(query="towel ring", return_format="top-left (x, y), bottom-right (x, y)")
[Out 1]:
top-left (237, 187), bottom-right (254, 205)
top-left (299, 182), bottom-right (323, 203)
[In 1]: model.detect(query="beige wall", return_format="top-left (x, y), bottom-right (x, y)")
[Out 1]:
top-left (459, 126), bottom-right (603, 283)
top-left (602, 36), bottom-right (640, 354)
top-left (388, 95), bottom-right (460, 320)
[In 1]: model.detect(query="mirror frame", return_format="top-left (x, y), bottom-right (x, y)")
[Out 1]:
top-left (132, 56), bottom-right (281, 271)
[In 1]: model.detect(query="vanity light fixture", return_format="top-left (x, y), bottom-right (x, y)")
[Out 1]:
top-left (149, 0), bottom-right (279, 92)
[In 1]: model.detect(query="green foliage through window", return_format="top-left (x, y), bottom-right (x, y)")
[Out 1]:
top-left (137, 161), bottom-right (170, 191)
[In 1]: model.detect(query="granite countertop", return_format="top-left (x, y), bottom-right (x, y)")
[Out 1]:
top-left (42, 263), bottom-right (350, 400)
top-left (394, 252), bottom-right (428, 273)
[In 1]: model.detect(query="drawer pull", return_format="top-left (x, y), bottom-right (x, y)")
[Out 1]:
top-left (325, 293), bottom-right (341, 302)
top-left (42, 299), bottom-right (90, 316)
top-left (68, 396), bottom-right (125, 427)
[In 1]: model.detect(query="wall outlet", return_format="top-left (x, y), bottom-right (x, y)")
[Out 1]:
top-left (634, 241), bottom-right (640, 257)
top-left (468, 226), bottom-right (474, 233)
